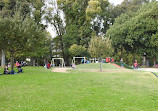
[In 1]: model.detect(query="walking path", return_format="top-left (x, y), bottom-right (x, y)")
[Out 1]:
top-left (138, 68), bottom-right (158, 72)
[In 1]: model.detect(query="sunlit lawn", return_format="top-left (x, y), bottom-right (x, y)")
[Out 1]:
top-left (0, 66), bottom-right (158, 111)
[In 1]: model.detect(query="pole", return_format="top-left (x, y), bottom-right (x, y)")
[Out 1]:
top-left (100, 57), bottom-right (102, 71)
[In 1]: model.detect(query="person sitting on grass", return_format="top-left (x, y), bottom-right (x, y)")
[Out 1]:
top-left (16, 61), bottom-right (20, 68)
top-left (72, 63), bottom-right (76, 69)
top-left (9, 69), bottom-right (15, 74)
top-left (17, 66), bottom-right (23, 73)
top-left (4, 66), bottom-right (9, 74)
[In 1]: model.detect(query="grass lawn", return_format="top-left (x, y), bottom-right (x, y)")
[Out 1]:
top-left (76, 63), bottom-right (120, 69)
top-left (0, 66), bottom-right (158, 111)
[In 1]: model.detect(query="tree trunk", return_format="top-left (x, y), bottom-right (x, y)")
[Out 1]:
top-left (44, 58), bottom-right (47, 67)
top-left (143, 56), bottom-right (146, 66)
top-left (153, 56), bottom-right (156, 66)
top-left (32, 57), bottom-right (36, 66)
top-left (133, 54), bottom-right (135, 63)
top-left (146, 59), bottom-right (150, 67)
top-left (60, 36), bottom-right (66, 63)
top-left (11, 55), bottom-right (14, 70)
top-left (100, 57), bottom-right (102, 71)
top-left (1, 50), bottom-right (6, 68)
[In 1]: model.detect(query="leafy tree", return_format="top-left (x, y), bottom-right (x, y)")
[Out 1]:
top-left (0, 0), bottom-right (30, 67)
top-left (111, 0), bottom-right (150, 22)
top-left (88, 36), bottom-right (113, 71)
top-left (86, 0), bottom-right (110, 35)
top-left (69, 44), bottom-right (87, 57)
top-left (107, 11), bottom-right (135, 62)
top-left (45, 0), bottom-right (110, 64)
top-left (0, 0), bottom-right (48, 66)
top-left (0, 0), bottom-right (31, 18)
top-left (0, 12), bottom-right (46, 69)
top-left (128, 1), bottom-right (158, 66)
top-left (45, 0), bottom-right (92, 64)
top-left (107, 1), bottom-right (158, 66)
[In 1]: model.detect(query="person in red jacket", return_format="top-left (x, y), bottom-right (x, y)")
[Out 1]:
top-left (47, 62), bottom-right (50, 69)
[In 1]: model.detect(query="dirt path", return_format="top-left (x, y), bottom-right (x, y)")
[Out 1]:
top-left (52, 68), bottom-right (72, 73)
top-left (139, 68), bottom-right (158, 72)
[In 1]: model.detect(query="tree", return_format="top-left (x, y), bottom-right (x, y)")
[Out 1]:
top-left (111, 0), bottom-right (150, 21)
top-left (88, 36), bottom-right (113, 71)
top-left (45, 0), bottom-right (110, 64)
top-left (69, 44), bottom-right (87, 57)
top-left (0, 11), bottom-right (46, 69)
top-left (45, 0), bottom-right (66, 61)
top-left (107, 11), bottom-right (135, 62)
top-left (0, 0), bottom-right (31, 18)
top-left (0, 0), bottom-right (48, 66)
top-left (107, 1), bottom-right (158, 66)
top-left (128, 1), bottom-right (158, 66)
top-left (0, 0), bottom-right (30, 67)
top-left (86, 0), bottom-right (110, 35)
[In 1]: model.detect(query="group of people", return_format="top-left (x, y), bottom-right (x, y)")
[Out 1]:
top-left (3, 61), bottom-right (23, 74)
top-left (81, 59), bottom-right (90, 64)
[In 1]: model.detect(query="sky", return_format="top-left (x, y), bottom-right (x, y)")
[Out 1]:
top-left (109, 0), bottom-right (124, 6)
top-left (47, 0), bottom-right (124, 37)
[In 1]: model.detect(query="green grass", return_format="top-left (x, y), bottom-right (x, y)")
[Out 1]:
top-left (0, 66), bottom-right (158, 111)
top-left (0, 67), bottom-right (19, 74)
top-left (76, 63), bottom-right (120, 69)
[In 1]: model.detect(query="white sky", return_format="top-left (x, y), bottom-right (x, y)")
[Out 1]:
top-left (47, 0), bottom-right (124, 37)
top-left (109, 0), bottom-right (124, 6)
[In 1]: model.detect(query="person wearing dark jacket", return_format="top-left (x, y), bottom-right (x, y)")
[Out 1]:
top-left (9, 69), bottom-right (15, 74)
top-left (17, 67), bottom-right (23, 73)
top-left (4, 66), bottom-right (9, 74)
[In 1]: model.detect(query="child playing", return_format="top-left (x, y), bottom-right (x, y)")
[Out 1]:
top-left (134, 60), bottom-right (138, 69)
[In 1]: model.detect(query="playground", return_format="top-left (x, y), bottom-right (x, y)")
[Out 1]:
top-left (50, 57), bottom-right (158, 76)
top-left (51, 63), bottom-right (131, 73)
top-left (1, 1), bottom-right (158, 111)
top-left (1, 63), bottom-right (158, 111)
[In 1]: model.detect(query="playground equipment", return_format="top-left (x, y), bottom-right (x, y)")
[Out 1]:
top-left (52, 58), bottom-right (65, 67)
top-left (89, 58), bottom-right (99, 63)
top-left (89, 58), bottom-right (114, 63)
top-left (72, 57), bottom-right (86, 65)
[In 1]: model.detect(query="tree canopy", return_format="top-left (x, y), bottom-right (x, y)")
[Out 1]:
top-left (107, 1), bottom-right (158, 65)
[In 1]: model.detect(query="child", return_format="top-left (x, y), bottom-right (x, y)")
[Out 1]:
top-left (16, 61), bottom-right (20, 68)
top-left (134, 60), bottom-right (138, 69)
top-left (4, 66), bottom-right (9, 74)
top-left (47, 62), bottom-right (50, 69)
top-left (72, 63), bottom-right (76, 69)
